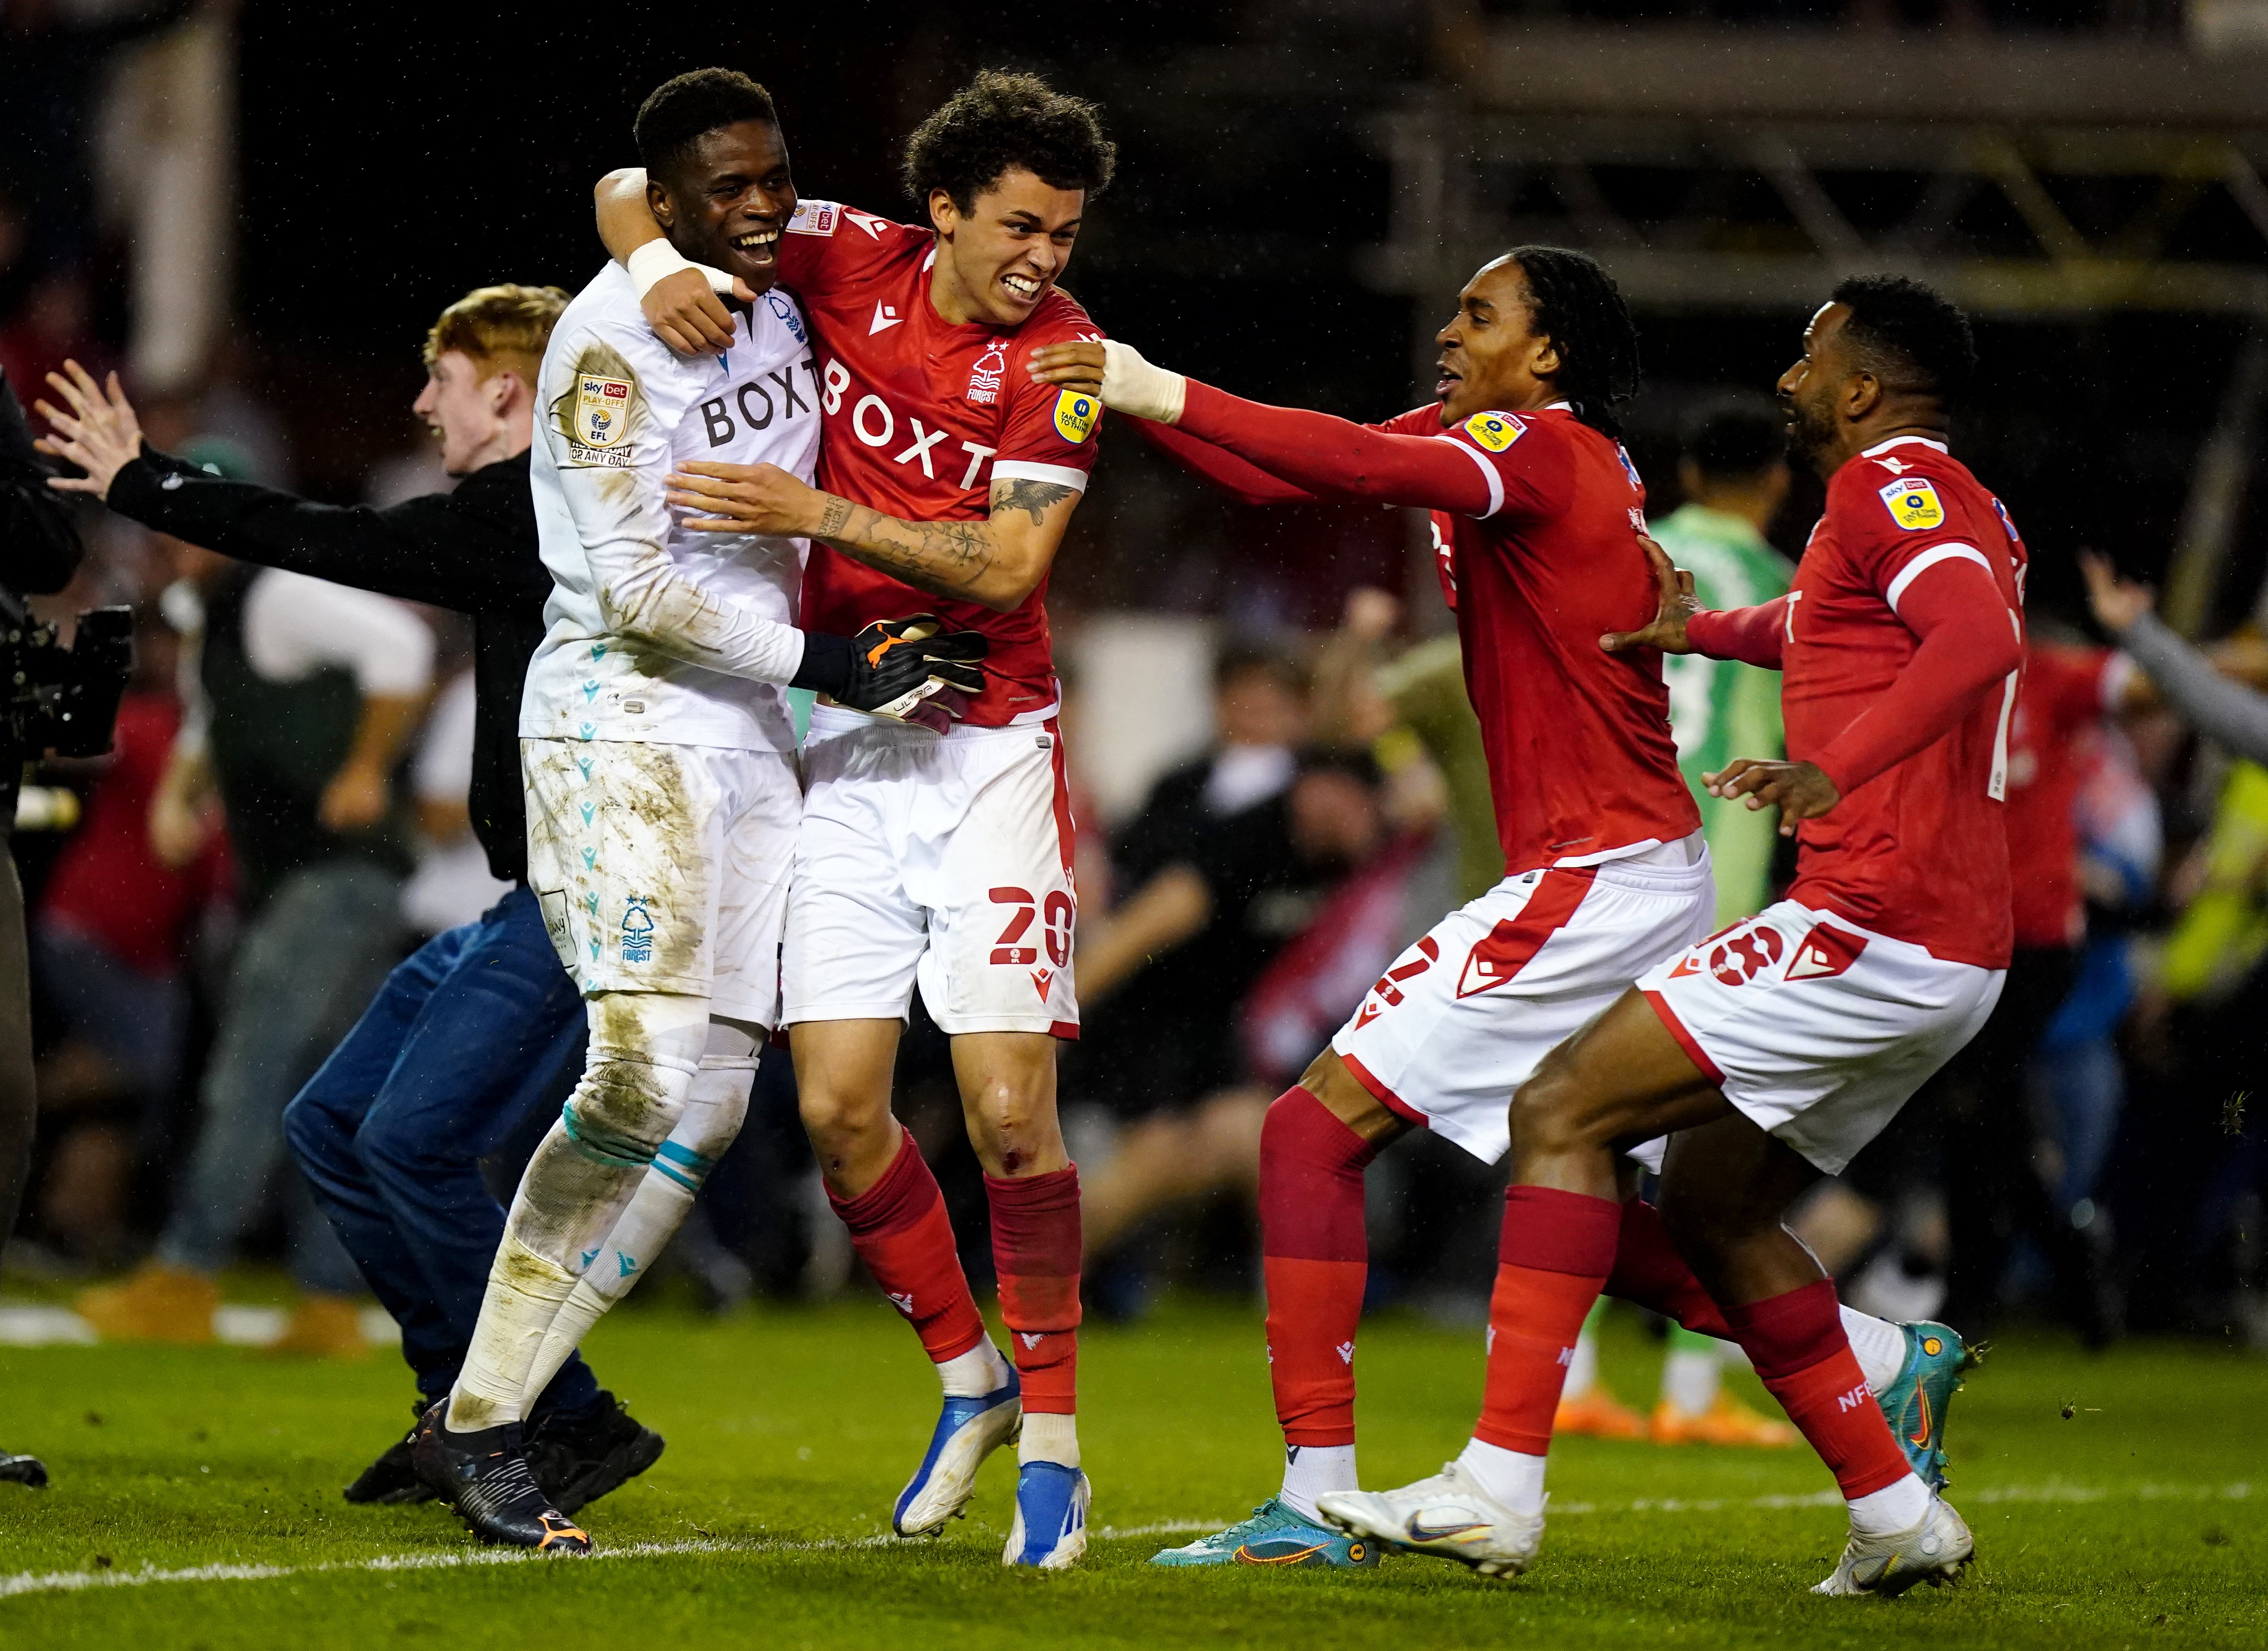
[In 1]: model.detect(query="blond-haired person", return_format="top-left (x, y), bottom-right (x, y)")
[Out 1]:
top-left (39, 284), bottom-right (666, 1517)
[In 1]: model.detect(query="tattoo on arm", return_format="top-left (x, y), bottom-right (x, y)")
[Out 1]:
top-left (991, 477), bottom-right (1078, 530)
top-left (811, 502), bottom-right (997, 601)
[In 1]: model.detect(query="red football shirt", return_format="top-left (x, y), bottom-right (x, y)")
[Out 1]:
top-left (2004, 643), bottom-right (2119, 950)
top-left (1399, 404), bottom-right (1700, 872)
top-left (778, 199), bottom-right (1106, 726)
top-left (1781, 436), bottom-right (2028, 968)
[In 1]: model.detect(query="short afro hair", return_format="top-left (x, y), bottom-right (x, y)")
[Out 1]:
top-left (635, 69), bottom-right (778, 188)
top-left (1502, 246), bottom-right (1642, 437)
top-left (1680, 394), bottom-right (1785, 485)
top-left (1830, 275), bottom-right (1977, 405)
top-left (903, 70), bottom-right (1115, 215)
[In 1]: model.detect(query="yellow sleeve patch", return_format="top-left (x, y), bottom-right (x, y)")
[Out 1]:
top-left (1462, 411), bottom-right (1525, 452)
top-left (1877, 477), bottom-right (1945, 530)
top-left (1053, 389), bottom-right (1099, 445)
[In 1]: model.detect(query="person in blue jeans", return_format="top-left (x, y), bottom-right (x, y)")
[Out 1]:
top-left (38, 286), bottom-right (664, 1509)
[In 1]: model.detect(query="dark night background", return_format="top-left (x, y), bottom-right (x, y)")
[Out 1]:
top-left (194, 1), bottom-right (2260, 635)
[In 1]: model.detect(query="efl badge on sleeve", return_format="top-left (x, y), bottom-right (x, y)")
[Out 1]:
top-left (575, 376), bottom-right (632, 450)
top-left (1878, 476), bottom-right (1945, 530)
top-left (788, 199), bottom-right (839, 237)
top-left (1052, 389), bottom-right (1099, 445)
top-left (1462, 411), bottom-right (1525, 452)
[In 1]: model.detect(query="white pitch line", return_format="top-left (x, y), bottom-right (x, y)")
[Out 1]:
top-left (0, 1482), bottom-right (2248, 1601)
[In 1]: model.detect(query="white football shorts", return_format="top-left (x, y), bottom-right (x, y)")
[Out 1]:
top-left (1332, 837), bottom-right (1716, 1166)
top-left (782, 705), bottom-right (1079, 1037)
top-left (1637, 900), bottom-right (2005, 1176)
top-left (522, 736), bottom-right (800, 1027)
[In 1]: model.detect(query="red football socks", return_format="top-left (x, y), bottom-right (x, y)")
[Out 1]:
top-left (1258, 1088), bottom-right (1381, 1447)
top-left (987, 1166), bottom-right (1082, 1415)
top-left (828, 1129), bottom-right (988, 1365)
top-left (1723, 1280), bottom-right (1911, 1500)
top-left (1604, 1195), bottom-right (1734, 1339)
top-left (1474, 1186), bottom-right (1621, 1455)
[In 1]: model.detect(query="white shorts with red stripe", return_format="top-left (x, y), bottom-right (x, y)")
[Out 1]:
top-left (1332, 837), bottom-right (1715, 1165)
top-left (1637, 900), bottom-right (2005, 1176)
top-left (782, 704), bottom-right (1079, 1037)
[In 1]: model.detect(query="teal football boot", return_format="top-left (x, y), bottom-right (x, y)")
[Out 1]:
top-left (1152, 1498), bottom-right (1381, 1569)
top-left (1875, 1321), bottom-right (1982, 1491)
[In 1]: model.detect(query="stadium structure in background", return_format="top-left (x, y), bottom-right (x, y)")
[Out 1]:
top-left (1352, 9), bottom-right (2268, 635)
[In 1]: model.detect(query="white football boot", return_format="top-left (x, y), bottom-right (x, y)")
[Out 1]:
top-left (1317, 1460), bottom-right (1545, 1578)
top-left (1813, 1495), bottom-right (1974, 1596)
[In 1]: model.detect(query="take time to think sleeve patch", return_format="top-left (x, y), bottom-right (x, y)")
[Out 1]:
top-left (1878, 476), bottom-right (1945, 530)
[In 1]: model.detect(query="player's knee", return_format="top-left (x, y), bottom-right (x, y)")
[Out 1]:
top-left (797, 1081), bottom-right (891, 1161)
top-left (562, 1050), bottom-right (695, 1170)
top-left (1508, 1048), bottom-right (1603, 1156)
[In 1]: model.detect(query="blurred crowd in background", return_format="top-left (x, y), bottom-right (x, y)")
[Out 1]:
top-left (5, 0), bottom-right (2268, 1371)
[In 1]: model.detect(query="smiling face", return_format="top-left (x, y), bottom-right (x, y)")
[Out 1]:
top-left (927, 166), bottom-right (1084, 328)
top-left (650, 119), bottom-right (796, 294)
top-left (412, 350), bottom-right (511, 476)
top-left (1431, 257), bottom-right (1563, 426)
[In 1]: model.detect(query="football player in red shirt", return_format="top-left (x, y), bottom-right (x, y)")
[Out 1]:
top-left (1035, 273), bottom-right (2010, 1592)
top-left (593, 70), bottom-right (1112, 1568)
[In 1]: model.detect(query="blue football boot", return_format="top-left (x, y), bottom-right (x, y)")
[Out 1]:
top-left (893, 1366), bottom-right (1021, 1537)
top-left (1002, 1461), bottom-right (1091, 1569)
top-left (1151, 1498), bottom-right (1381, 1568)
top-left (1875, 1320), bottom-right (1981, 1491)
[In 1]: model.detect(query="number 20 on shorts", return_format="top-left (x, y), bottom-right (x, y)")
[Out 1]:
top-left (989, 886), bottom-right (1073, 967)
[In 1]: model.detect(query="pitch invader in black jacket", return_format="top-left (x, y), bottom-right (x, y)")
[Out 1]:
top-left (35, 289), bottom-right (666, 1514)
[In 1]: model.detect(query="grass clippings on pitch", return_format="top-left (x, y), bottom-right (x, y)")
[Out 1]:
top-left (0, 1293), bottom-right (2260, 1650)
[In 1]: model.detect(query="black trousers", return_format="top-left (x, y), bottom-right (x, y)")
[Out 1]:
top-left (0, 841), bottom-right (35, 1272)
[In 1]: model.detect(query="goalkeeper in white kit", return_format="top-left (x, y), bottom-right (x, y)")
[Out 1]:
top-left (412, 71), bottom-right (986, 1551)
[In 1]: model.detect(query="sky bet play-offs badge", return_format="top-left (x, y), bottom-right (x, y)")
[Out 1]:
top-left (1462, 410), bottom-right (1525, 452)
top-left (1053, 389), bottom-right (1099, 444)
top-left (1878, 475), bottom-right (1946, 530)
top-left (576, 375), bottom-right (632, 449)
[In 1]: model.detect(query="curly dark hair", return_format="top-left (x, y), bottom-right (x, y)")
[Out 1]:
top-left (635, 69), bottom-right (778, 190)
top-left (1504, 246), bottom-right (1641, 437)
top-left (1830, 274), bottom-right (1977, 405)
top-left (903, 70), bottom-right (1116, 215)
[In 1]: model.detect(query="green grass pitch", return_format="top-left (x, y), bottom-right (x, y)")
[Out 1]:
top-left (0, 1295), bottom-right (2260, 1649)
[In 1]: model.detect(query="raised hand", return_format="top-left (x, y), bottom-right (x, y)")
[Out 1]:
top-left (1599, 534), bottom-right (1698, 656)
top-left (2078, 549), bottom-right (2154, 637)
top-left (34, 360), bottom-right (144, 498)
top-left (1703, 757), bottom-right (1839, 837)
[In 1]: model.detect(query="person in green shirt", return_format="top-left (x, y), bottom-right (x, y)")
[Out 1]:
top-left (1652, 395), bottom-right (1795, 927)
top-left (1555, 396), bottom-right (1801, 1452)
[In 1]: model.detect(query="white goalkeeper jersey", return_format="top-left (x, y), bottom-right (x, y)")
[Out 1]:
top-left (521, 262), bottom-right (823, 752)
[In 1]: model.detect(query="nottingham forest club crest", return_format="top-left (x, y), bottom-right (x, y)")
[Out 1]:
top-left (576, 375), bottom-right (632, 449)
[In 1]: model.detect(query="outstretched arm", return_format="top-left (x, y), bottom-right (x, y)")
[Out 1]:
top-left (1030, 340), bottom-right (1493, 516)
top-left (1126, 417), bottom-right (1327, 506)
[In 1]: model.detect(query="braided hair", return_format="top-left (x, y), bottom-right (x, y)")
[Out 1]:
top-left (1504, 246), bottom-right (1641, 437)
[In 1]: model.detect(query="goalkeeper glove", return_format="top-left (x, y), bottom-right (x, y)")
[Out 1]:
top-left (792, 615), bottom-right (989, 734)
